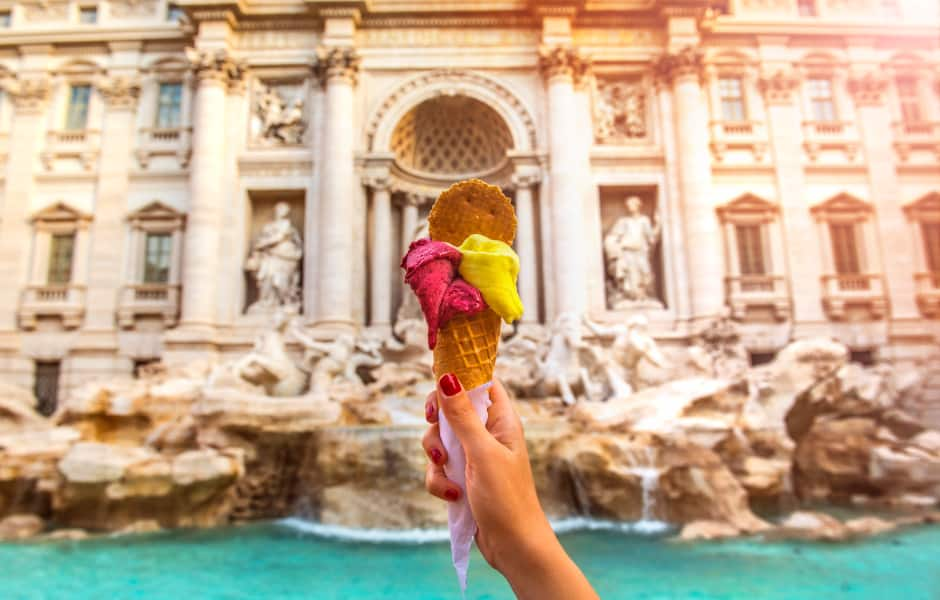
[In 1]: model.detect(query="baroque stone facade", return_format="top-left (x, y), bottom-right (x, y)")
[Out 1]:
top-left (0, 0), bottom-right (938, 403)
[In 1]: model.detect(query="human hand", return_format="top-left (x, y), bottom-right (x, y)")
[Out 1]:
top-left (422, 375), bottom-right (598, 600)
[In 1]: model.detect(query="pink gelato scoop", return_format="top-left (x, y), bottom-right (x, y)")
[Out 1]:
top-left (401, 238), bottom-right (486, 349)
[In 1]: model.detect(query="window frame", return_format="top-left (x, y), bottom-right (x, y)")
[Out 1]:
top-left (142, 231), bottom-right (173, 284)
top-left (895, 75), bottom-right (923, 124)
top-left (806, 77), bottom-right (837, 122)
top-left (717, 76), bottom-right (747, 122)
top-left (64, 84), bottom-right (92, 131)
top-left (154, 81), bottom-right (183, 128)
top-left (46, 233), bottom-right (76, 285)
top-left (78, 5), bottom-right (98, 24)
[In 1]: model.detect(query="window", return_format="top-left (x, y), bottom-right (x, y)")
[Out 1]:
top-left (896, 77), bottom-right (922, 124)
top-left (0, 11), bottom-right (11, 27)
top-left (78, 6), bottom-right (97, 23)
top-left (718, 77), bottom-right (746, 122)
top-left (807, 78), bottom-right (836, 122)
top-left (143, 233), bottom-right (172, 283)
top-left (167, 3), bottom-right (184, 21)
top-left (798, 0), bottom-right (817, 15)
top-left (47, 234), bottom-right (75, 284)
top-left (735, 224), bottom-right (766, 275)
top-left (829, 223), bottom-right (862, 275)
top-left (155, 82), bottom-right (183, 128)
top-left (923, 223), bottom-right (940, 273)
top-left (34, 361), bottom-right (60, 417)
top-left (65, 84), bottom-right (91, 130)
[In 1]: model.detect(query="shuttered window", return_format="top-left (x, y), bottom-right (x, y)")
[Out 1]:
top-left (922, 223), bottom-right (940, 273)
top-left (47, 233), bottom-right (75, 284)
top-left (735, 224), bottom-right (767, 275)
top-left (896, 77), bottom-right (922, 124)
top-left (143, 233), bottom-right (172, 283)
top-left (807, 78), bottom-right (836, 122)
top-left (718, 77), bottom-right (746, 122)
top-left (829, 223), bottom-right (862, 275)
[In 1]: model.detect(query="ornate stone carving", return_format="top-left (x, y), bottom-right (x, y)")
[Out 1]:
top-left (244, 202), bottom-right (303, 315)
top-left (654, 47), bottom-right (704, 85)
top-left (538, 45), bottom-right (591, 84)
top-left (847, 72), bottom-right (888, 106)
top-left (583, 314), bottom-right (668, 400)
top-left (604, 195), bottom-right (661, 308)
top-left (22, 0), bottom-right (68, 21)
top-left (315, 47), bottom-right (361, 86)
top-left (594, 79), bottom-right (647, 143)
top-left (185, 49), bottom-right (245, 87)
top-left (108, 0), bottom-right (158, 17)
top-left (216, 310), bottom-right (309, 397)
top-left (361, 172), bottom-right (391, 191)
top-left (510, 171), bottom-right (541, 189)
top-left (252, 82), bottom-right (306, 145)
top-left (758, 70), bottom-right (801, 104)
top-left (364, 69), bottom-right (537, 151)
top-left (96, 76), bottom-right (142, 110)
top-left (3, 78), bottom-right (53, 113)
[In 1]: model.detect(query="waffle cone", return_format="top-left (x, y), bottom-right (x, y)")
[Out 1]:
top-left (429, 179), bottom-right (517, 390)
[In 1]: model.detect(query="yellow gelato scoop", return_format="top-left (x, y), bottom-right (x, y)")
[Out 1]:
top-left (457, 233), bottom-right (524, 324)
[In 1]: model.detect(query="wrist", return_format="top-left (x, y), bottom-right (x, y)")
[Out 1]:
top-left (493, 516), bottom-right (564, 583)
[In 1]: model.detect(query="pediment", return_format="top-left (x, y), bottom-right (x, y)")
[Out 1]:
top-left (716, 193), bottom-right (778, 223)
top-left (811, 192), bottom-right (872, 220)
top-left (903, 192), bottom-right (940, 222)
top-left (127, 201), bottom-right (185, 229)
top-left (29, 201), bottom-right (92, 224)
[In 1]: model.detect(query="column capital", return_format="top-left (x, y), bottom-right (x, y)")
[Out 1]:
top-left (362, 171), bottom-right (391, 191)
top-left (96, 75), bottom-right (142, 110)
top-left (654, 46), bottom-right (704, 87)
top-left (758, 70), bottom-right (801, 105)
top-left (538, 45), bottom-right (591, 85)
top-left (3, 77), bottom-right (53, 114)
top-left (186, 48), bottom-right (245, 88)
top-left (315, 46), bottom-right (361, 87)
top-left (511, 170), bottom-right (542, 189)
top-left (847, 71), bottom-right (889, 107)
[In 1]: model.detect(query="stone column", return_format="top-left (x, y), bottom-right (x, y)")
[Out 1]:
top-left (849, 72), bottom-right (920, 325)
top-left (539, 45), bottom-right (591, 317)
top-left (84, 73), bottom-right (140, 330)
top-left (759, 70), bottom-right (827, 333)
top-left (364, 172), bottom-right (392, 329)
top-left (656, 48), bottom-right (723, 321)
top-left (511, 171), bottom-right (541, 324)
top-left (315, 47), bottom-right (360, 328)
top-left (178, 50), bottom-right (242, 332)
top-left (400, 194), bottom-right (420, 257)
top-left (0, 77), bottom-right (51, 334)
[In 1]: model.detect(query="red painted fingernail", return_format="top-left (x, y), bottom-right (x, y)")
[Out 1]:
top-left (444, 488), bottom-right (460, 502)
top-left (430, 448), bottom-right (443, 465)
top-left (425, 400), bottom-right (436, 421)
top-left (439, 373), bottom-right (461, 397)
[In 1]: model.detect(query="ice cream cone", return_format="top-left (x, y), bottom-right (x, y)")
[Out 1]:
top-left (429, 179), bottom-right (516, 389)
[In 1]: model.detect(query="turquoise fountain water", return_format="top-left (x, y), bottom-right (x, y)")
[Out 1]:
top-left (2, 520), bottom-right (939, 599)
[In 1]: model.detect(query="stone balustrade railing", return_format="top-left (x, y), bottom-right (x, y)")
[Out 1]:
top-left (821, 273), bottom-right (886, 319)
top-left (724, 274), bottom-right (790, 321)
top-left (18, 284), bottom-right (86, 330)
top-left (914, 272), bottom-right (940, 317)
top-left (117, 283), bottom-right (181, 329)
top-left (41, 129), bottom-right (101, 170)
top-left (135, 126), bottom-right (193, 169)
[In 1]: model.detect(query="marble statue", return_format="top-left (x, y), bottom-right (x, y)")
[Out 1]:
top-left (604, 196), bottom-right (661, 308)
top-left (692, 310), bottom-right (749, 381)
top-left (345, 331), bottom-right (385, 384)
top-left (289, 324), bottom-right (357, 394)
top-left (594, 81), bottom-right (646, 143)
top-left (495, 324), bottom-right (549, 398)
top-left (256, 83), bottom-right (306, 145)
top-left (583, 314), bottom-right (668, 400)
top-left (536, 312), bottom-right (597, 405)
top-left (245, 202), bottom-right (303, 314)
top-left (211, 310), bottom-right (308, 397)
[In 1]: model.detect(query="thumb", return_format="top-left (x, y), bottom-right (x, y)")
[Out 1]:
top-left (437, 373), bottom-right (490, 454)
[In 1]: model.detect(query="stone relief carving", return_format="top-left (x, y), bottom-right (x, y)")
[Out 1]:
top-left (244, 202), bottom-right (303, 315)
top-left (185, 49), bottom-right (245, 88)
top-left (847, 72), bottom-right (888, 106)
top-left (655, 47), bottom-right (704, 85)
top-left (109, 0), bottom-right (158, 17)
top-left (315, 47), bottom-right (361, 86)
top-left (758, 70), bottom-right (801, 104)
top-left (538, 45), bottom-right (592, 84)
top-left (604, 196), bottom-right (662, 308)
top-left (688, 311), bottom-right (750, 381)
top-left (22, 0), bottom-right (68, 21)
top-left (252, 82), bottom-right (306, 145)
top-left (96, 76), bottom-right (142, 109)
top-left (2, 78), bottom-right (53, 113)
top-left (594, 79), bottom-right (647, 143)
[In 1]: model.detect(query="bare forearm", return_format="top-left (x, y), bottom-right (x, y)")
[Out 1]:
top-left (499, 521), bottom-right (598, 600)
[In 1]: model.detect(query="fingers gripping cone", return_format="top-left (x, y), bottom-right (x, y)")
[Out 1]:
top-left (428, 179), bottom-right (516, 592)
top-left (429, 179), bottom-right (516, 390)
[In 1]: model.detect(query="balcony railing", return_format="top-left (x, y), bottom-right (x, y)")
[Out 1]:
top-left (41, 129), bottom-right (101, 170)
top-left (724, 275), bottom-right (790, 321)
top-left (18, 284), bottom-right (86, 330)
top-left (894, 121), bottom-right (940, 139)
top-left (709, 121), bottom-right (768, 162)
top-left (821, 273), bottom-right (886, 319)
top-left (915, 272), bottom-right (940, 317)
top-left (117, 283), bottom-right (181, 328)
top-left (801, 121), bottom-right (859, 162)
top-left (135, 127), bottom-right (192, 169)
top-left (803, 120), bottom-right (849, 137)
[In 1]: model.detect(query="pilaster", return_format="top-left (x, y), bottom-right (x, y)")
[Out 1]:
top-left (363, 168), bottom-right (392, 330)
